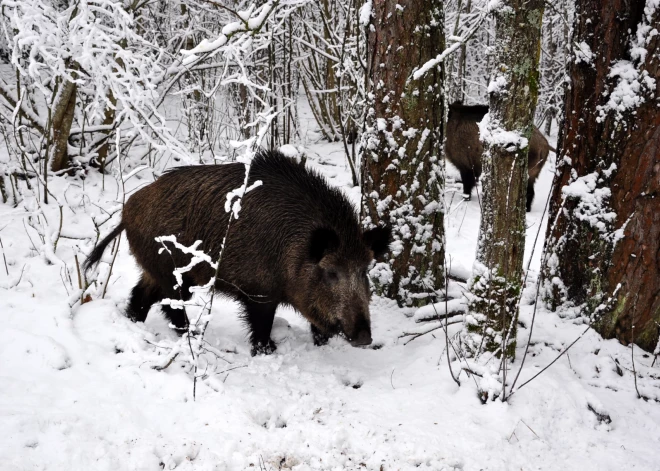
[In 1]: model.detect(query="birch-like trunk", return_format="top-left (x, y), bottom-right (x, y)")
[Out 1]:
top-left (361, 0), bottom-right (445, 306)
top-left (465, 0), bottom-right (544, 360)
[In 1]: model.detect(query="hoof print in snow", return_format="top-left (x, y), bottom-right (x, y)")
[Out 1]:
top-left (587, 404), bottom-right (612, 425)
top-left (252, 409), bottom-right (287, 429)
top-left (342, 378), bottom-right (363, 389)
top-left (24, 440), bottom-right (38, 449)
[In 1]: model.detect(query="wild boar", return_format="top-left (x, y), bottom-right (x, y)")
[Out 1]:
top-left (84, 150), bottom-right (391, 355)
top-left (445, 104), bottom-right (553, 211)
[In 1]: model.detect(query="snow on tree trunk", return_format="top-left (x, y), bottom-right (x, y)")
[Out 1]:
top-left (543, 0), bottom-right (660, 352)
top-left (361, 0), bottom-right (445, 307)
top-left (464, 0), bottom-right (544, 361)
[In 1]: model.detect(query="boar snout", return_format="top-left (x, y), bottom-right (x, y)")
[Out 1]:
top-left (346, 315), bottom-right (372, 347)
top-left (349, 329), bottom-right (373, 347)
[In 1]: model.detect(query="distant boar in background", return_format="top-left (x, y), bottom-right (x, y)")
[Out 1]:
top-left (84, 150), bottom-right (391, 355)
top-left (445, 104), bottom-right (553, 212)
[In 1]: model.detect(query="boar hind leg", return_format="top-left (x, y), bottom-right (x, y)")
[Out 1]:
top-left (241, 298), bottom-right (278, 356)
top-left (526, 179), bottom-right (535, 212)
top-left (160, 277), bottom-right (193, 333)
top-left (126, 276), bottom-right (162, 323)
top-left (311, 324), bottom-right (330, 346)
top-left (459, 168), bottom-right (476, 199)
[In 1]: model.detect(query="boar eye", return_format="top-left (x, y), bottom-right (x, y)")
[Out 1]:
top-left (326, 269), bottom-right (339, 283)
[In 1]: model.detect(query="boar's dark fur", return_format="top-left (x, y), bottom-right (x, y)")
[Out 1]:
top-left (84, 150), bottom-right (391, 355)
top-left (445, 104), bottom-right (552, 212)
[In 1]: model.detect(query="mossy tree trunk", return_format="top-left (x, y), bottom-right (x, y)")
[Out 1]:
top-left (361, 0), bottom-right (445, 307)
top-left (543, 0), bottom-right (660, 352)
top-left (464, 0), bottom-right (544, 362)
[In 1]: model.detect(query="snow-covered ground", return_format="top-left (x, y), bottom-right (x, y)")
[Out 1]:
top-left (2, 101), bottom-right (660, 471)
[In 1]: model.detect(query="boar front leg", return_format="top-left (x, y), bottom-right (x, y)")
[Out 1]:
top-left (241, 298), bottom-right (278, 356)
top-left (459, 168), bottom-right (476, 200)
top-left (311, 324), bottom-right (331, 346)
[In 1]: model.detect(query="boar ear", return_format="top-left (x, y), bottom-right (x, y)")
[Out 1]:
top-left (309, 227), bottom-right (340, 263)
top-left (363, 225), bottom-right (392, 260)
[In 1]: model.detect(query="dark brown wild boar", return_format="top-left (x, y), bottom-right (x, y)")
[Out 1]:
top-left (84, 150), bottom-right (391, 355)
top-left (445, 104), bottom-right (553, 212)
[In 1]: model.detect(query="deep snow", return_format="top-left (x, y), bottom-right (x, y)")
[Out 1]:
top-left (2, 102), bottom-right (660, 471)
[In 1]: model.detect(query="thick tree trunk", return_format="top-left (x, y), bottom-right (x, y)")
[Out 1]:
top-left (50, 80), bottom-right (77, 172)
top-left (465, 0), bottom-right (544, 360)
top-left (543, 1), bottom-right (660, 352)
top-left (361, 0), bottom-right (445, 306)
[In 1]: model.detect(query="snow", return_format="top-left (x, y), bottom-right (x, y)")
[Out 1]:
top-left (2, 96), bottom-right (660, 471)
top-left (596, 2), bottom-right (658, 122)
top-left (487, 74), bottom-right (508, 94)
top-left (278, 144), bottom-right (300, 158)
top-left (574, 41), bottom-right (593, 65)
top-left (359, 1), bottom-right (372, 26)
top-left (477, 113), bottom-right (529, 151)
top-left (561, 170), bottom-right (616, 234)
top-left (597, 61), bottom-right (655, 121)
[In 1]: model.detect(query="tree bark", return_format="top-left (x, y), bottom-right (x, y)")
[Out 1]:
top-left (95, 90), bottom-right (116, 173)
top-left (50, 80), bottom-right (77, 172)
top-left (465, 0), bottom-right (544, 360)
top-left (543, 1), bottom-right (660, 352)
top-left (361, 0), bottom-right (445, 306)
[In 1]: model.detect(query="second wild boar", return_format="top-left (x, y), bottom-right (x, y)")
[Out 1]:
top-left (445, 104), bottom-right (553, 211)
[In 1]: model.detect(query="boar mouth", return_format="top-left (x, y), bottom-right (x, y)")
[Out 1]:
top-left (307, 307), bottom-right (372, 347)
top-left (347, 333), bottom-right (373, 348)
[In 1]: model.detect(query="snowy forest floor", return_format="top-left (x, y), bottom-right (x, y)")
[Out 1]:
top-left (2, 98), bottom-right (660, 471)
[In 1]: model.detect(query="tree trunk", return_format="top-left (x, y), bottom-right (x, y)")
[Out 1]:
top-left (361, 0), bottom-right (445, 306)
top-left (543, 1), bottom-right (660, 352)
top-left (50, 80), bottom-right (77, 172)
top-left (0, 172), bottom-right (7, 204)
top-left (464, 0), bottom-right (544, 361)
top-left (456, 0), bottom-right (471, 104)
top-left (95, 90), bottom-right (116, 173)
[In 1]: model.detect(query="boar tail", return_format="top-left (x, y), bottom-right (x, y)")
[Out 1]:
top-left (548, 145), bottom-right (557, 154)
top-left (83, 223), bottom-right (125, 273)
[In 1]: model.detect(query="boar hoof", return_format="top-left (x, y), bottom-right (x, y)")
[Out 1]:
top-left (251, 339), bottom-right (277, 356)
top-left (311, 325), bottom-right (330, 346)
top-left (462, 193), bottom-right (471, 201)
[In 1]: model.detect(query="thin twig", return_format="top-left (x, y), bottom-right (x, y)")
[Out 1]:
top-left (632, 322), bottom-right (641, 399)
top-left (101, 232), bottom-right (120, 299)
top-left (509, 324), bottom-right (592, 398)
top-left (152, 351), bottom-right (180, 371)
top-left (400, 319), bottom-right (463, 345)
top-left (445, 257), bottom-right (460, 386)
top-left (505, 170), bottom-right (554, 398)
top-left (0, 236), bottom-right (9, 276)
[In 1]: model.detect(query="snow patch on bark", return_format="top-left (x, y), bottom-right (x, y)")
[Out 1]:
top-left (597, 2), bottom-right (658, 121)
top-left (478, 113), bottom-right (529, 151)
top-left (359, 1), bottom-right (372, 26)
top-left (561, 166), bottom-right (618, 236)
top-left (574, 41), bottom-right (594, 64)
